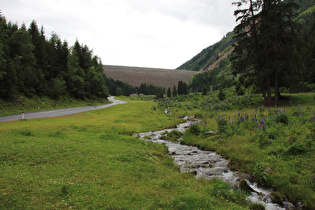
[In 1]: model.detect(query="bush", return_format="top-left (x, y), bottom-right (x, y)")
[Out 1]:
top-left (287, 142), bottom-right (307, 155)
top-left (275, 113), bottom-right (289, 125)
top-left (217, 118), bottom-right (228, 133)
top-left (188, 123), bottom-right (201, 135)
top-left (162, 130), bottom-right (183, 142)
top-left (218, 89), bottom-right (226, 101)
top-left (251, 163), bottom-right (267, 187)
top-left (249, 203), bottom-right (265, 210)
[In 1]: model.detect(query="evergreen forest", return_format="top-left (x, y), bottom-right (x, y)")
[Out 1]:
top-left (0, 12), bottom-right (109, 101)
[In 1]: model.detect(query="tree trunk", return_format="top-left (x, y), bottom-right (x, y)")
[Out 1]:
top-left (274, 72), bottom-right (279, 106)
top-left (266, 76), bottom-right (272, 107)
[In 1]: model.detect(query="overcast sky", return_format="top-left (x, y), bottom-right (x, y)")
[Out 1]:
top-left (2, 0), bottom-right (237, 69)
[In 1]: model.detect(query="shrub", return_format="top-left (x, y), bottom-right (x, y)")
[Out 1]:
top-left (287, 142), bottom-right (307, 155)
top-left (188, 122), bottom-right (201, 135)
top-left (275, 113), bottom-right (289, 125)
top-left (251, 163), bottom-right (267, 187)
top-left (249, 203), bottom-right (265, 210)
top-left (195, 113), bottom-right (203, 118)
top-left (218, 89), bottom-right (226, 101)
top-left (255, 132), bottom-right (269, 148)
top-left (217, 118), bottom-right (228, 133)
top-left (162, 130), bottom-right (183, 142)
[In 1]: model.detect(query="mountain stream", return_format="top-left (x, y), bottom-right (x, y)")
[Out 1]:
top-left (134, 117), bottom-right (294, 210)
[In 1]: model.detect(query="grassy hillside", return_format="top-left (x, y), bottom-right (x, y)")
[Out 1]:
top-left (176, 32), bottom-right (235, 71)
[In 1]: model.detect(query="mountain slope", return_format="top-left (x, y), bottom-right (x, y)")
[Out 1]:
top-left (178, 0), bottom-right (314, 73)
top-left (176, 32), bottom-right (236, 71)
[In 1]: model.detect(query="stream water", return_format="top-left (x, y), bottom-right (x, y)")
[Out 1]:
top-left (134, 117), bottom-right (294, 210)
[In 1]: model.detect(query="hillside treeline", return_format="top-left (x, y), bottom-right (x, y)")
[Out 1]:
top-left (0, 13), bottom-right (109, 100)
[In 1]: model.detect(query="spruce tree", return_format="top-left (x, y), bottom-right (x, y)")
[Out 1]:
top-left (172, 85), bottom-right (177, 97)
top-left (167, 87), bottom-right (171, 98)
top-left (231, 0), bottom-right (301, 106)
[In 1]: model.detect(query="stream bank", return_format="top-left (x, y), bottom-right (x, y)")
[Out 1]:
top-left (134, 117), bottom-right (294, 210)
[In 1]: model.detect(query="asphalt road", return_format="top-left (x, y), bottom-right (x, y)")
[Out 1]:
top-left (0, 97), bottom-right (127, 123)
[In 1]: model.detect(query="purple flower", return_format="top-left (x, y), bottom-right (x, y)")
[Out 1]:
top-left (284, 198), bottom-right (289, 209)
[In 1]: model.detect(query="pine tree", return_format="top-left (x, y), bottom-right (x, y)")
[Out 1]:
top-left (167, 87), bottom-right (171, 98)
top-left (28, 20), bottom-right (47, 96)
top-left (231, 0), bottom-right (301, 106)
top-left (178, 81), bottom-right (188, 95)
top-left (0, 14), bottom-right (18, 99)
top-left (9, 25), bottom-right (37, 97)
top-left (172, 85), bottom-right (177, 97)
top-left (67, 48), bottom-right (85, 98)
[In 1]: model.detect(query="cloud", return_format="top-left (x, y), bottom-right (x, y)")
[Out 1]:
top-left (1, 0), bottom-right (237, 69)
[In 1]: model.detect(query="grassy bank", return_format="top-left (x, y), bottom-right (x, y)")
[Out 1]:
top-left (0, 96), bottom-right (110, 117)
top-left (153, 91), bottom-right (315, 209)
top-left (0, 98), bottom-right (252, 209)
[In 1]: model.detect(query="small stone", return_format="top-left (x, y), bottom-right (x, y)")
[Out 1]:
top-left (203, 130), bottom-right (219, 135)
top-left (264, 167), bottom-right (275, 175)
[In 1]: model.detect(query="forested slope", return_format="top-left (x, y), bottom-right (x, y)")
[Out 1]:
top-left (179, 0), bottom-right (314, 94)
top-left (0, 13), bottom-right (109, 100)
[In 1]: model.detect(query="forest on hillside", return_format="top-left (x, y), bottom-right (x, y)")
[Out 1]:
top-left (180, 0), bottom-right (315, 99)
top-left (0, 12), bottom-right (111, 100)
top-left (0, 11), bottom-right (185, 101)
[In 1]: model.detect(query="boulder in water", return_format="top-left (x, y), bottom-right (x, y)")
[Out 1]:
top-left (239, 179), bottom-right (256, 193)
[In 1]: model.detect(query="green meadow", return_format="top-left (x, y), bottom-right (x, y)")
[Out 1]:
top-left (154, 91), bottom-right (315, 209)
top-left (0, 98), bottom-right (251, 209)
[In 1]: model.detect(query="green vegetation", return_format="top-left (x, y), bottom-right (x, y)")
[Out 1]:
top-left (1, 0), bottom-right (314, 208)
top-left (105, 77), bottom-right (136, 96)
top-left (151, 90), bottom-right (315, 209)
top-left (188, 55), bottom-right (233, 92)
top-left (178, 0), bottom-right (315, 101)
top-left (232, 0), bottom-right (304, 106)
top-left (0, 14), bottom-right (109, 100)
top-left (162, 130), bottom-right (183, 142)
top-left (0, 98), bottom-right (253, 209)
top-left (176, 32), bottom-right (236, 71)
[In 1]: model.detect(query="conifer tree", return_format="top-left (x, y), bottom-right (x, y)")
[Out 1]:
top-left (231, 0), bottom-right (301, 106)
top-left (172, 85), bottom-right (177, 97)
top-left (9, 25), bottom-right (37, 97)
top-left (167, 87), bottom-right (172, 98)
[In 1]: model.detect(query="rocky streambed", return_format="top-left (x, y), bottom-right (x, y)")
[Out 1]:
top-left (134, 117), bottom-right (294, 210)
